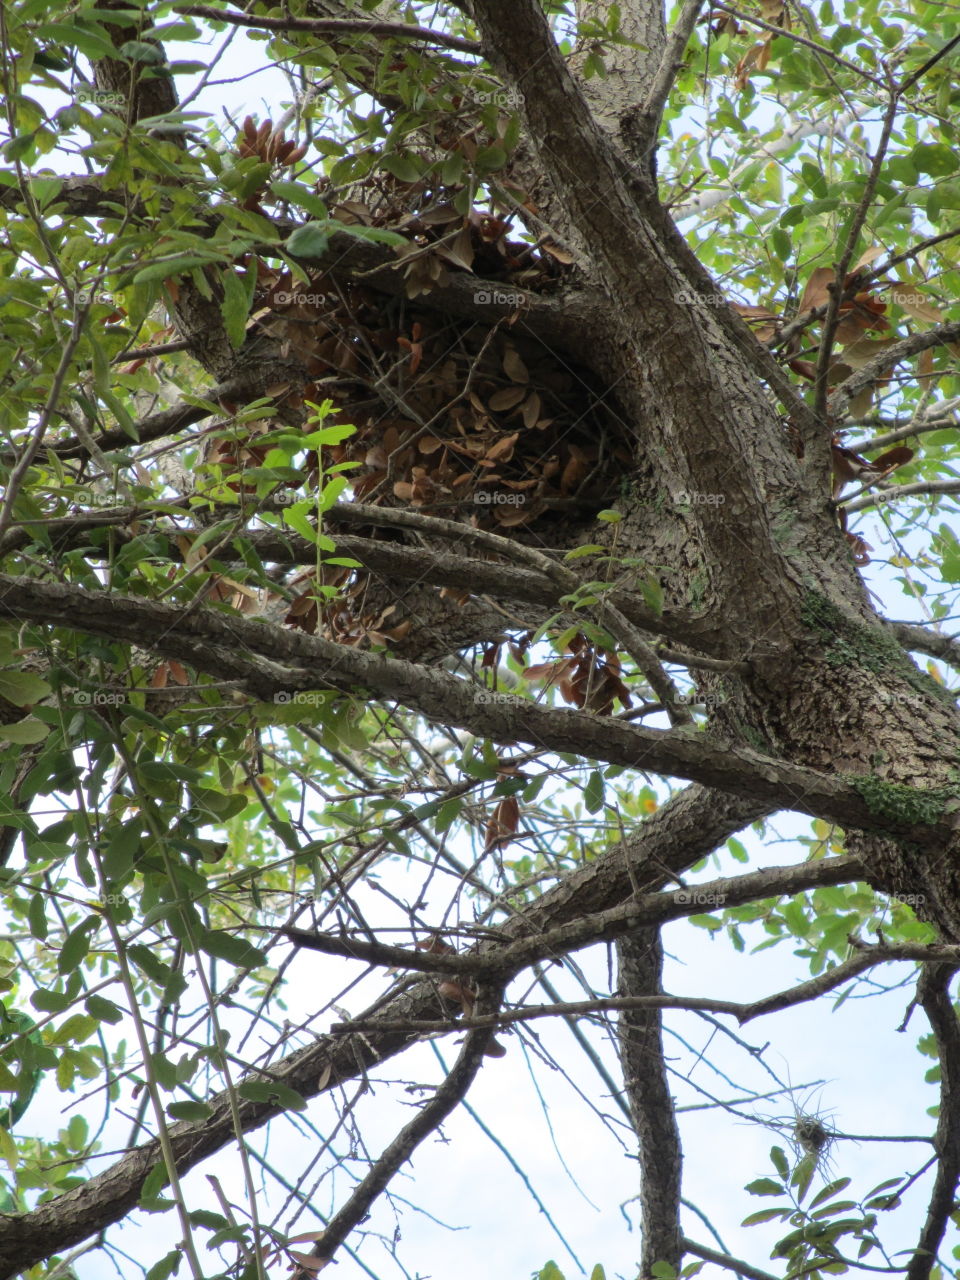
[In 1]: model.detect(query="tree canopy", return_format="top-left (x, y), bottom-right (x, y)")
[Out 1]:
top-left (1, 1), bottom-right (960, 1278)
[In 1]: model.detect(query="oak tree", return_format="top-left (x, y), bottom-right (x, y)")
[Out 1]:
top-left (1, 1), bottom-right (960, 1278)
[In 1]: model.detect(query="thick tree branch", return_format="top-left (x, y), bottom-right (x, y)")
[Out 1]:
top-left (171, 5), bottom-right (482, 54)
top-left (842, 478), bottom-right (960, 514)
top-left (888, 621), bottom-right (960, 672)
top-left (285, 855), bottom-right (865, 986)
top-left (618, 928), bottom-right (683, 1275)
top-left (326, 943), bottom-right (890, 1035)
top-left (0, 575), bottom-right (953, 844)
top-left (0, 376), bottom-right (249, 463)
top-left (830, 321), bottom-right (960, 422)
top-left (907, 963), bottom-right (960, 1280)
top-left (0, 177), bottom-right (598, 368)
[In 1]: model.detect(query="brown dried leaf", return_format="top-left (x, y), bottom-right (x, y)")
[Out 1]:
top-left (918, 346), bottom-right (937, 381)
top-left (485, 432), bottom-right (519, 462)
top-left (484, 796), bottom-right (520, 852)
top-left (521, 392), bottom-right (542, 429)
top-left (887, 282), bottom-right (944, 326)
top-left (540, 240), bottom-right (575, 264)
top-left (502, 347), bottom-right (530, 383)
top-left (150, 664), bottom-right (170, 690)
top-left (489, 386), bottom-right (527, 412)
top-left (435, 224), bottom-right (475, 271)
top-left (798, 266), bottom-right (835, 314)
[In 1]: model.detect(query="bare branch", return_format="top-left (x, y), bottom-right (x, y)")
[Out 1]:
top-left (171, 5), bottom-right (482, 54)
top-left (887, 621), bottom-right (960, 672)
top-left (618, 929), bottom-right (683, 1274)
top-left (842, 477), bottom-right (960, 513)
top-left (290, 987), bottom-right (503, 1274)
top-left (683, 1237), bottom-right (780, 1280)
top-left (907, 962), bottom-right (960, 1280)
top-left (634, 0), bottom-right (705, 158)
top-left (830, 321), bottom-right (960, 423)
top-left (815, 91), bottom-right (899, 419)
top-left (709, 2), bottom-right (885, 87)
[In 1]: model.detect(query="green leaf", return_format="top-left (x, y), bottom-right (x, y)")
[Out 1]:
top-left (220, 264), bottom-right (254, 350)
top-left (198, 929), bottom-right (268, 969)
top-left (286, 222), bottom-right (331, 257)
top-left (536, 1263), bottom-right (565, 1280)
top-left (434, 797), bottom-right (463, 833)
top-left (268, 180), bottom-right (329, 218)
top-left (32, 987), bottom-right (73, 1013)
top-left (381, 153), bottom-right (421, 183)
top-left (27, 892), bottom-right (48, 940)
top-left (0, 717), bottom-right (49, 743)
top-left (187, 1208), bottom-right (229, 1229)
top-left (58, 918), bottom-right (98, 974)
top-left (911, 143), bottom-right (958, 177)
top-left (810, 1177), bottom-right (852, 1207)
top-left (743, 1207), bottom-right (787, 1225)
top-left (584, 769), bottom-right (604, 814)
top-left (282, 500), bottom-right (319, 544)
top-left (149, 1052), bottom-right (179, 1090)
top-left (771, 227), bottom-right (792, 261)
top-left (639, 574), bottom-right (664, 615)
top-left (85, 994), bottom-right (124, 1024)
top-left (746, 1177), bottom-right (786, 1196)
top-left (66, 1113), bottom-right (88, 1149)
top-left (145, 1251), bottom-right (182, 1280)
top-left (117, 40), bottom-right (165, 64)
top-left (50, 1013), bottom-right (97, 1045)
top-left (475, 144), bottom-right (508, 171)
top-left (132, 254), bottom-right (223, 285)
top-left (237, 1079), bottom-right (307, 1111)
top-left (167, 1100), bottom-right (214, 1122)
top-left (0, 669), bottom-right (51, 706)
top-left (727, 837), bottom-right (748, 863)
